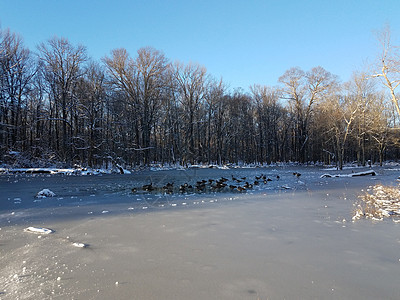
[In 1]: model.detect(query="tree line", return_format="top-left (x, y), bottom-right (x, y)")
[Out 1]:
top-left (1, 27), bottom-right (399, 169)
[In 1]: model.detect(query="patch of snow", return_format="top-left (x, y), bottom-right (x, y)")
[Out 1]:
top-left (36, 189), bottom-right (56, 198)
top-left (72, 242), bottom-right (88, 248)
top-left (81, 168), bottom-right (111, 175)
top-left (24, 226), bottom-right (54, 234)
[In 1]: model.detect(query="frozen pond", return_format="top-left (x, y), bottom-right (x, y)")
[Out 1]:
top-left (0, 166), bottom-right (330, 225)
top-left (1, 166), bottom-right (400, 299)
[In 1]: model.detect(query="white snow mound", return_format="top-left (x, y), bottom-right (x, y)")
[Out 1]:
top-left (72, 242), bottom-right (88, 248)
top-left (36, 189), bottom-right (56, 198)
top-left (24, 226), bottom-right (54, 234)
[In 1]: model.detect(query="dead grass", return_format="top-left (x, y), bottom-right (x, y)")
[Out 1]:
top-left (353, 184), bottom-right (400, 222)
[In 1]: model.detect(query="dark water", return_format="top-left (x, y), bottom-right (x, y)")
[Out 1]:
top-left (0, 166), bottom-right (395, 226)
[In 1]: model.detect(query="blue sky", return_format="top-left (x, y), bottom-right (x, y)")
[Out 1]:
top-left (0, 0), bottom-right (399, 91)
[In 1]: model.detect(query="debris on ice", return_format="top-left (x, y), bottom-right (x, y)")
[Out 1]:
top-left (353, 184), bottom-right (400, 222)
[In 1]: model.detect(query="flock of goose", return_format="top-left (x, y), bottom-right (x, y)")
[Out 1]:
top-left (131, 172), bottom-right (302, 195)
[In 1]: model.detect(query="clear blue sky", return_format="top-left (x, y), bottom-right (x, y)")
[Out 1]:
top-left (1, 0), bottom-right (399, 91)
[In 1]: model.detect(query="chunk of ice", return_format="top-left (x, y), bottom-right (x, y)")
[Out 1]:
top-left (72, 242), bottom-right (88, 248)
top-left (36, 189), bottom-right (56, 198)
top-left (24, 226), bottom-right (54, 234)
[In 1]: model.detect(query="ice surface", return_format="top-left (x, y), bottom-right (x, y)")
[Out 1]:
top-left (1, 165), bottom-right (400, 299)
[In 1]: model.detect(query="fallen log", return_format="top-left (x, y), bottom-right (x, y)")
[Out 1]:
top-left (321, 170), bottom-right (376, 178)
top-left (351, 170), bottom-right (376, 177)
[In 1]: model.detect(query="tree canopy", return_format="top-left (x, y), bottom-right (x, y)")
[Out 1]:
top-left (0, 28), bottom-right (399, 169)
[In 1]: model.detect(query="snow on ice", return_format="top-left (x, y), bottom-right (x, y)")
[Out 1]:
top-left (24, 226), bottom-right (54, 234)
top-left (36, 189), bottom-right (56, 198)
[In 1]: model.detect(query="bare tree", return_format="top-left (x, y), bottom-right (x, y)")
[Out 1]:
top-left (0, 29), bottom-right (35, 155)
top-left (204, 77), bottom-right (226, 164)
top-left (174, 61), bottom-right (207, 164)
top-left (38, 36), bottom-right (87, 161)
top-left (135, 47), bottom-right (169, 164)
top-left (103, 47), bottom-right (169, 165)
top-left (102, 48), bottom-right (137, 164)
top-left (320, 90), bottom-right (358, 170)
top-left (224, 90), bottom-right (256, 163)
top-left (279, 67), bottom-right (306, 161)
top-left (345, 71), bottom-right (377, 165)
top-left (372, 25), bottom-right (400, 118)
top-left (368, 93), bottom-right (390, 166)
top-left (73, 62), bottom-right (107, 166)
top-left (279, 66), bottom-right (337, 162)
top-left (25, 61), bottom-right (47, 159)
top-left (250, 84), bottom-right (282, 163)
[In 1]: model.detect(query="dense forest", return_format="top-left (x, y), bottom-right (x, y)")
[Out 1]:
top-left (1, 27), bottom-right (400, 170)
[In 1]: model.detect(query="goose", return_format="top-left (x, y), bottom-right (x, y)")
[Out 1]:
top-left (163, 182), bottom-right (174, 194)
top-left (244, 182), bottom-right (253, 189)
top-left (163, 182), bottom-right (174, 189)
top-left (142, 183), bottom-right (154, 192)
top-left (179, 183), bottom-right (192, 192)
top-left (293, 172), bottom-right (301, 178)
top-left (237, 186), bottom-right (246, 192)
top-left (196, 182), bottom-right (206, 192)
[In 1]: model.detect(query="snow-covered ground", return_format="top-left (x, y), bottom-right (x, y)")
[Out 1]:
top-left (1, 165), bottom-right (400, 299)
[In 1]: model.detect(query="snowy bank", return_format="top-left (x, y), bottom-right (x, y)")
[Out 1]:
top-left (0, 167), bottom-right (112, 175)
top-left (0, 168), bottom-right (77, 175)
